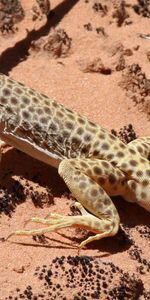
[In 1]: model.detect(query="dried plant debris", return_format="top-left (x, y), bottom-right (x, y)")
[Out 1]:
top-left (92, 1), bottom-right (131, 26)
top-left (30, 28), bottom-right (72, 58)
top-left (83, 23), bottom-right (108, 37)
top-left (96, 26), bottom-right (108, 37)
top-left (108, 42), bottom-right (127, 71)
top-left (129, 244), bottom-right (150, 274)
top-left (92, 1), bottom-right (108, 16)
top-left (111, 124), bottom-right (137, 144)
top-left (77, 43), bottom-right (130, 75)
top-left (133, 0), bottom-right (150, 18)
top-left (123, 48), bottom-right (133, 56)
top-left (32, 5), bottom-right (42, 21)
top-left (32, 0), bottom-right (51, 21)
top-left (0, 178), bottom-right (53, 216)
top-left (119, 64), bottom-right (150, 118)
top-left (84, 22), bottom-right (93, 31)
top-left (136, 225), bottom-right (150, 239)
top-left (121, 224), bottom-right (150, 275)
top-left (5, 255), bottom-right (149, 300)
top-left (110, 42), bottom-right (124, 56)
top-left (0, 0), bottom-right (24, 34)
top-left (0, 181), bottom-right (25, 216)
top-left (115, 54), bottom-right (126, 71)
top-left (36, 0), bottom-right (50, 15)
top-left (77, 57), bottom-right (112, 74)
top-left (120, 64), bottom-right (150, 97)
top-left (134, 248), bottom-right (150, 274)
top-left (112, 0), bottom-right (129, 27)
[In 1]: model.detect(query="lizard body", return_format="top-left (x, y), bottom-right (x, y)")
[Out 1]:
top-left (0, 73), bottom-right (150, 249)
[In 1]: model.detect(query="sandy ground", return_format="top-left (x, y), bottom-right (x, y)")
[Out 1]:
top-left (0, 0), bottom-right (150, 299)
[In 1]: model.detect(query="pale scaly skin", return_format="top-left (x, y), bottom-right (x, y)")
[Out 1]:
top-left (0, 73), bottom-right (150, 249)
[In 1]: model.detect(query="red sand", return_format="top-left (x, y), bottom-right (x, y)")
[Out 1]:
top-left (0, 1), bottom-right (150, 299)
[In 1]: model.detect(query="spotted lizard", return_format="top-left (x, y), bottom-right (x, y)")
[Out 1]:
top-left (0, 73), bottom-right (150, 249)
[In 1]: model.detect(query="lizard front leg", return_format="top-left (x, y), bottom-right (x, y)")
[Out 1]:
top-left (7, 158), bottom-right (121, 249)
top-left (122, 137), bottom-right (150, 211)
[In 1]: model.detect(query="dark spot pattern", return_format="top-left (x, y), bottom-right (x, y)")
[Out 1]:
top-left (72, 137), bottom-right (81, 145)
top-left (107, 154), bottom-right (114, 160)
top-left (67, 113), bottom-right (75, 120)
top-left (15, 87), bottom-right (23, 94)
top-left (146, 170), bottom-right (150, 177)
top-left (136, 170), bottom-right (143, 177)
top-left (101, 143), bottom-right (109, 150)
top-left (109, 134), bottom-right (116, 140)
top-left (52, 101), bottom-right (58, 108)
top-left (137, 146), bottom-right (143, 153)
top-left (22, 110), bottom-right (30, 119)
top-left (78, 117), bottom-right (85, 124)
top-left (32, 97), bottom-right (39, 103)
top-left (22, 96), bottom-right (30, 105)
top-left (77, 127), bottom-right (84, 135)
top-left (3, 88), bottom-right (11, 96)
top-left (93, 166), bottom-right (102, 175)
top-left (93, 150), bottom-right (99, 156)
top-left (104, 198), bottom-right (111, 205)
top-left (130, 160), bottom-right (138, 167)
top-left (7, 79), bottom-right (14, 84)
top-left (121, 163), bottom-right (127, 169)
top-left (80, 161), bottom-right (88, 168)
top-left (108, 174), bottom-right (116, 184)
top-left (91, 189), bottom-right (98, 197)
top-left (40, 117), bottom-right (48, 124)
top-left (84, 134), bottom-right (92, 142)
top-left (129, 148), bottom-right (136, 155)
top-left (89, 121), bottom-right (97, 127)
top-left (79, 182), bottom-right (87, 189)
top-left (117, 151), bottom-right (124, 158)
top-left (141, 192), bottom-right (146, 199)
top-left (102, 161), bottom-right (109, 168)
top-left (99, 187), bottom-right (104, 194)
top-left (37, 108), bottom-right (43, 115)
top-left (28, 89), bottom-right (34, 96)
top-left (63, 131), bottom-right (70, 138)
top-left (142, 180), bottom-right (149, 187)
top-left (50, 123), bottom-right (57, 131)
top-left (44, 100), bottom-right (50, 105)
top-left (99, 133), bottom-right (105, 139)
top-left (11, 97), bottom-right (18, 105)
top-left (41, 93), bottom-right (49, 99)
top-left (130, 181), bottom-right (137, 190)
top-left (6, 107), bottom-right (13, 114)
top-left (140, 158), bottom-right (146, 164)
top-left (119, 142), bottom-right (126, 149)
top-left (29, 106), bottom-right (35, 112)
top-left (0, 97), bottom-right (7, 104)
top-left (66, 108), bottom-right (72, 114)
top-left (98, 178), bottom-right (105, 185)
top-left (66, 122), bottom-right (74, 130)
top-left (56, 111), bottom-right (63, 118)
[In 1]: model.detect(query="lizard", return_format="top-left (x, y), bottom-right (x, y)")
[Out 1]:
top-left (0, 73), bottom-right (150, 250)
